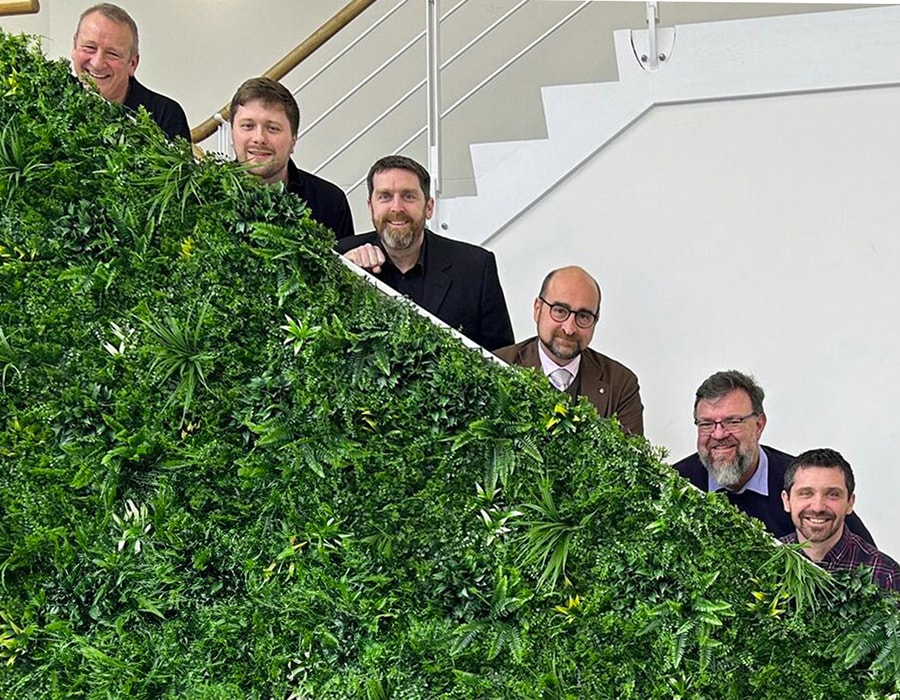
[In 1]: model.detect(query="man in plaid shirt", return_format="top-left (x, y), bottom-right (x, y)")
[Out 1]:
top-left (780, 448), bottom-right (899, 592)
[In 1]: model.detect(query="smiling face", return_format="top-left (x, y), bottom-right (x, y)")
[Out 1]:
top-left (367, 168), bottom-right (433, 252)
top-left (782, 465), bottom-right (855, 552)
top-left (231, 99), bottom-right (297, 185)
top-left (533, 267), bottom-right (600, 365)
top-left (71, 11), bottom-right (138, 105)
top-left (695, 389), bottom-right (766, 489)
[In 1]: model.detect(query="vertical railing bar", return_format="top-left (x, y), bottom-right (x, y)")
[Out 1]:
top-left (315, 0), bottom-right (584, 182)
top-left (426, 0), bottom-right (442, 197)
top-left (646, 1), bottom-right (659, 71)
top-left (214, 113), bottom-right (230, 156)
top-left (298, 0), bottom-right (471, 141)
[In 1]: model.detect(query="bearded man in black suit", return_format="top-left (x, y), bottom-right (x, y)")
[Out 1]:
top-left (336, 155), bottom-right (514, 351)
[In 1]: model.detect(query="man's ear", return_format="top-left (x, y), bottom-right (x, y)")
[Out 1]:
top-left (128, 52), bottom-right (139, 77)
top-left (754, 411), bottom-right (767, 440)
top-left (781, 489), bottom-right (791, 513)
top-left (532, 297), bottom-right (542, 324)
top-left (424, 196), bottom-right (435, 220)
top-left (847, 493), bottom-right (856, 515)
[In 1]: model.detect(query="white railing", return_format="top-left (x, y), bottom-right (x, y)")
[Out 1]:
top-left (213, 0), bottom-right (593, 206)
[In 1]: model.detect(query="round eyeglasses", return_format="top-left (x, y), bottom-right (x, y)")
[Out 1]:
top-left (694, 413), bottom-right (758, 434)
top-left (539, 297), bottom-right (598, 329)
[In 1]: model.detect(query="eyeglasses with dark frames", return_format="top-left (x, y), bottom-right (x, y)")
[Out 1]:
top-left (694, 413), bottom-right (758, 434)
top-left (538, 297), bottom-right (598, 329)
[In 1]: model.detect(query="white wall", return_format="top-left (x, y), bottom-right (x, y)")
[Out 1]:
top-left (0, 1), bottom-right (339, 130)
top-left (491, 86), bottom-right (900, 557)
top-left (1, 1), bottom-right (862, 230)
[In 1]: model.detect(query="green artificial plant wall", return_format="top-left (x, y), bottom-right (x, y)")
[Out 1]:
top-left (1, 31), bottom-right (899, 699)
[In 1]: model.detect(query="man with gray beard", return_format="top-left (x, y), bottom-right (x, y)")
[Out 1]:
top-left (672, 370), bottom-right (874, 543)
top-left (336, 155), bottom-right (513, 351)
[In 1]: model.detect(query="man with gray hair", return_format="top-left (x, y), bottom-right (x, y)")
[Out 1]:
top-left (672, 370), bottom-right (874, 543)
top-left (71, 3), bottom-right (190, 140)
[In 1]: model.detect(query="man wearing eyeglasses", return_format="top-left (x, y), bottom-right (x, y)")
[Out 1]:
top-left (494, 266), bottom-right (643, 435)
top-left (672, 370), bottom-right (874, 543)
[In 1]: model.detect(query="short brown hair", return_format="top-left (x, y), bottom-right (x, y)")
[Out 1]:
top-left (784, 448), bottom-right (855, 496)
top-left (693, 370), bottom-right (765, 415)
top-left (229, 77), bottom-right (300, 137)
top-left (75, 4), bottom-right (139, 58)
top-left (366, 155), bottom-right (430, 198)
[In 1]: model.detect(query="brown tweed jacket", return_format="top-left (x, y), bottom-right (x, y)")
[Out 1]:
top-left (494, 336), bottom-right (644, 436)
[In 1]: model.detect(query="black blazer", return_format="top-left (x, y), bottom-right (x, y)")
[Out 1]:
top-left (124, 77), bottom-right (189, 141)
top-left (336, 229), bottom-right (514, 351)
top-left (287, 160), bottom-right (354, 241)
top-left (673, 445), bottom-right (876, 544)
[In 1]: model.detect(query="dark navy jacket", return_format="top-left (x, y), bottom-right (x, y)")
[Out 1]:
top-left (673, 445), bottom-right (876, 545)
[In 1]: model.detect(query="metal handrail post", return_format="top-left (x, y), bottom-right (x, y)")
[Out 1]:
top-left (426, 0), bottom-right (442, 209)
top-left (647, 1), bottom-right (659, 71)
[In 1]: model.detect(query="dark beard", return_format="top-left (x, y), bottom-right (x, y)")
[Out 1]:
top-left (546, 333), bottom-right (582, 361)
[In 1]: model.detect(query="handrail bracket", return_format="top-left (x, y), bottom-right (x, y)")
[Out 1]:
top-left (632, 1), bottom-right (675, 73)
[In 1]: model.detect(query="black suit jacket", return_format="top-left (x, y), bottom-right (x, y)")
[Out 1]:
top-left (673, 445), bottom-right (875, 544)
top-left (336, 229), bottom-right (514, 351)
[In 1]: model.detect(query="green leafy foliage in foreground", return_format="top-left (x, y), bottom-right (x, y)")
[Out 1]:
top-left (1, 31), bottom-right (898, 699)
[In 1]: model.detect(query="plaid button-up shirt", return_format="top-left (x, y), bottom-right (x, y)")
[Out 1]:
top-left (781, 526), bottom-right (900, 592)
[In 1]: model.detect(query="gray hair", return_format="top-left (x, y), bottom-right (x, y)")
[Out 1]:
top-left (75, 4), bottom-right (139, 57)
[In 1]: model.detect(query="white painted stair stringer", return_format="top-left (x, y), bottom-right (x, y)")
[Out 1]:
top-left (437, 5), bottom-right (900, 246)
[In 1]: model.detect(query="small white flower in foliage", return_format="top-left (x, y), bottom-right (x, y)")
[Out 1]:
top-left (112, 498), bottom-right (153, 555)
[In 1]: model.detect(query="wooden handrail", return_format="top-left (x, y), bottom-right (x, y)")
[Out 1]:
top-left (0, 1), bottom-right (40, 17)
top-left (190, 0), bottom-right (379, 143)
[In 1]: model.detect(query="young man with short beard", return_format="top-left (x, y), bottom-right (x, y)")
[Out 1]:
top-left (229, 77), bottom-right (354, 240)
top-left (781, 448), bottom-right (899, 592)
top-left (336, 155), bottom-right (513, 352)
top-left (672, 370), bottom-right (875, 542)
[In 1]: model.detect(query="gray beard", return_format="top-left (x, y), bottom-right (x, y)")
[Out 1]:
top-left (701, 449), bottom-right (751, 489)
